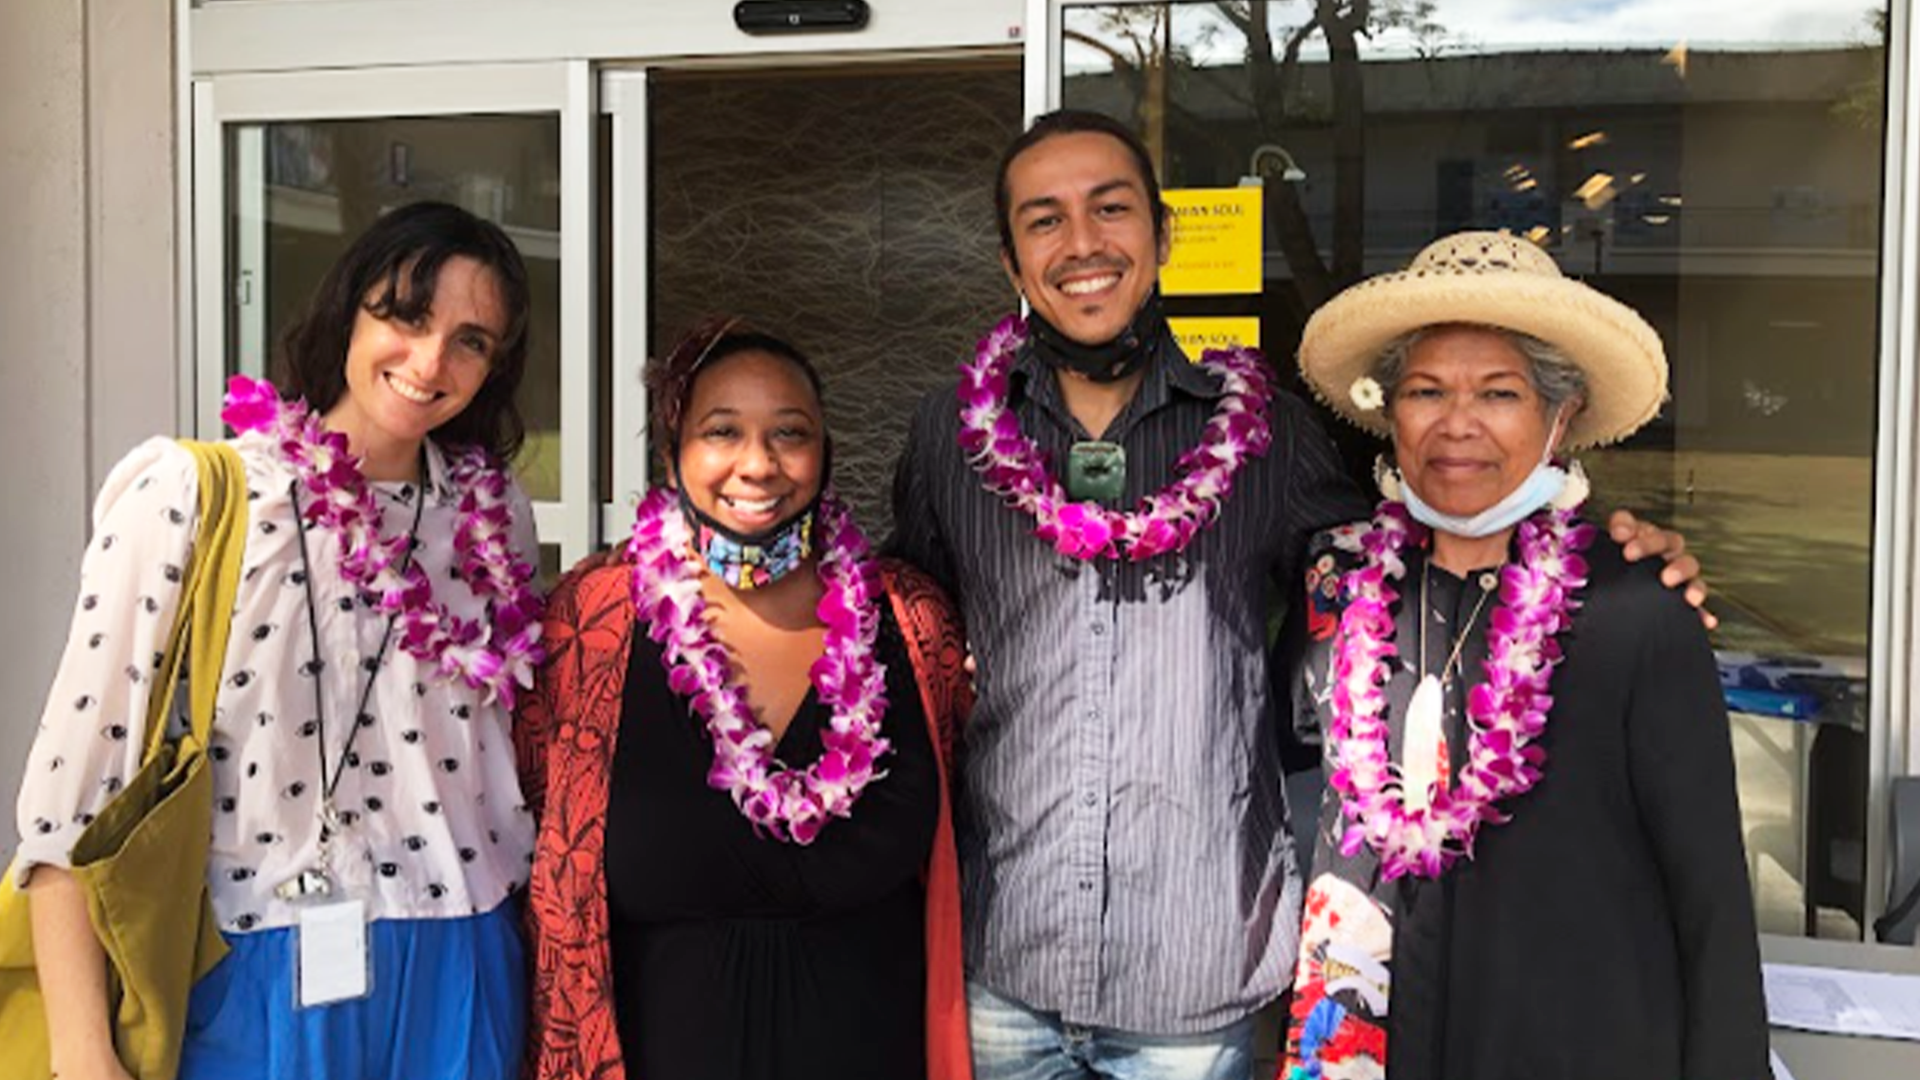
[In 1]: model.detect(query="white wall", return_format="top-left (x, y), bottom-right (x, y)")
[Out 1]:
top-left (89, 0), bottom-right (182, 474)
top-left (0, 0), bottom-right (176, 849)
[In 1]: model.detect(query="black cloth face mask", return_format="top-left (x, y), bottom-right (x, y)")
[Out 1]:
top-left (1028, 290), bottom-right (1169, 384)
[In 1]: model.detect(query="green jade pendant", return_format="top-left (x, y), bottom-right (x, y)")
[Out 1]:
top-left (1066, 441), bottom-right (1127, 504)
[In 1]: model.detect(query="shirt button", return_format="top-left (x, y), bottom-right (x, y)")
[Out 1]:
top-left (1087, 707), bottom-right (1100, 721)
top-left (1081, 791), bottom-right (1098, 807)
top-left (1079, 880), bottom-right (1095, 892)
top-left (1091, 621), bottom-right (1107, 636)
top-left (341, 649), bottom-right (360, 671)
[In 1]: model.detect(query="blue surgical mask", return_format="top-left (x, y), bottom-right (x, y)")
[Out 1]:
top-left (1400, 408), bottom-right (1572, 538)
top-left (1403, 461), bottom-right (1567, 538)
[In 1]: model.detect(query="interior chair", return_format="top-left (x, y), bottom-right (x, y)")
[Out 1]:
top-left (1804, 724), bottom-right (1867, 935)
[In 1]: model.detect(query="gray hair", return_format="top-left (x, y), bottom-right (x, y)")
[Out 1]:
top-left (1370, 323), bottom-right (1588, 417)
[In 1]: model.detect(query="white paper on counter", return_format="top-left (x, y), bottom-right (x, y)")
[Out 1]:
top-left (1763, 962), bottom-right (1920, 1041)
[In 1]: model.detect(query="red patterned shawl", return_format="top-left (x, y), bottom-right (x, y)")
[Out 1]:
top-left (515, 550), bottom-right (974, 1080)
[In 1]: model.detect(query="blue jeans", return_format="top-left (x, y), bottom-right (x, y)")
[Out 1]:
top-left (968, 981), bottom-right (1256, 1080)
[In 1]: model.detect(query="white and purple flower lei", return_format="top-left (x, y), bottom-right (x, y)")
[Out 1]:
top-left (956, 315), bottom-right (1276, 561)
top-left (1327, 501), bottom-right (1595, 880)
top-left (627, 486), bottom-right (889, 845)
top-left (220, 375), bottom-right (544, 707)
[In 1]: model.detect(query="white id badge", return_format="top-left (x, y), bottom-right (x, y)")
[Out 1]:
top-left (294, 899), bottom-right (371, 1008)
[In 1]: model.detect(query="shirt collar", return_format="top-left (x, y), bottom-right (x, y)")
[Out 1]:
top-left (1008, 327), bottom-right (1228, 430)
top-left (417, 438), bottom-right (458, 506)
top-left (1156, 334), bottom-right (1230, 401)
top-left (242, 429), bottom-right (462, 509)
top-left (349, 438), bottom-right (459, 509)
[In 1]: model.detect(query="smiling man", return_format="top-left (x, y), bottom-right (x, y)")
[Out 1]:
top-left (889, 110), bottom-right (1699, 1080)
top-left (890, 109), bottom-right (1359, 1080)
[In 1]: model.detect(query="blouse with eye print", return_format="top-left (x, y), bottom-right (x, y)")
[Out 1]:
top-left (13, 431), bottom-right (539, 935)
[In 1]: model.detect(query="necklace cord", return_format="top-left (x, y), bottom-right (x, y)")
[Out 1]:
top-left (219, 376), bottom-right (545, 708)
top-left (290, 472), bottom-right (427, 809)
top-left (957, 314), bottom-right (1276, 562)
top-left (1329, 502), bottom-right (1593, 880)
top-left (1418, 564), bottom-right (1498, 687)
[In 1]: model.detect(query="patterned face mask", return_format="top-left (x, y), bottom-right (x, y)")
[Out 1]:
top-left (678, 489), bottom-right (819, 591)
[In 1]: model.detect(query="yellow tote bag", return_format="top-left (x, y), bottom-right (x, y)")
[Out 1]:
top-left (0, 440), bottom-right (247, 1080)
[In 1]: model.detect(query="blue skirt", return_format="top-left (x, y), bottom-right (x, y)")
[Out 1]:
top-left (179, 902), bottom-right (525, 1080)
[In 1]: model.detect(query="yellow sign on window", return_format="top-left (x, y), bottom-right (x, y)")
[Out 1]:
top-left (1169, 316), bottom-right (1261, 356)
top-left (1162, 188), bottom-right (1264, 296)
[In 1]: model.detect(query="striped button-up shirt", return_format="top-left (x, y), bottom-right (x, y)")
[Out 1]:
top-left (888, 332), bottom-right (1369, 1033)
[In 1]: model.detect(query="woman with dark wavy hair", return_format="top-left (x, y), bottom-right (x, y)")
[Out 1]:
top-left (517, 318), bottom-right (975, 1080)
top-left (16, 200), bottom-right (544, 1080)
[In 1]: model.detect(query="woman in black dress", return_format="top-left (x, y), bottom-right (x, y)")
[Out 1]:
top-left (517, 320), bottom-right (974, 1080)
top-left (1282, 231), bottom-right (1768, 1080)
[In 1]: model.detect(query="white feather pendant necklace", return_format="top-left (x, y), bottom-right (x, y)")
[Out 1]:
top-left (1403, 566), bottom-right (1498, 813)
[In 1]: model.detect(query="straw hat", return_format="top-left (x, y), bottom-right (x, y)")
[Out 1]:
top-left (1297, 230), bottom-right (1668, 451)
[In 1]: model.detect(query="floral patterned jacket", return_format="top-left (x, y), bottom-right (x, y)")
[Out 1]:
top-left (514, 548), bottom-right (975, 1080)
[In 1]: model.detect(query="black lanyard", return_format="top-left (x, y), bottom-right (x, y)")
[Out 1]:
top-left (288, 476), bottom-right (427, 817)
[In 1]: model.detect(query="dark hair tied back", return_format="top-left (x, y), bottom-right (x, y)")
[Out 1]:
top-left (646, 316), bottom-right (826, 469)
top-left (274, 200), bottom-right (533, 464)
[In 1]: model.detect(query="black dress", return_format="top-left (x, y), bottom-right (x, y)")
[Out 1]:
top-left (1284, 521), bottom-right (1769, 1080)
top-left (604, 605), bottom-right (938, 1080)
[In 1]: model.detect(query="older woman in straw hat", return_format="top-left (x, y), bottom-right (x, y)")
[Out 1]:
top-left (1280, 231), bottom-right (1766, 1080)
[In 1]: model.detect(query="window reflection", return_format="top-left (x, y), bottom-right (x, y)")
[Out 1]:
top-left (1065, 0), bottom-right (1889, 939)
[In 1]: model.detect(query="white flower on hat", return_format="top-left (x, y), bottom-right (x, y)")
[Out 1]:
top-left (1350, 376), bottom-right (1385, 412)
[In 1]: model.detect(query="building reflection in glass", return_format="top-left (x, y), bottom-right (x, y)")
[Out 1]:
top-left (1064, 0), bottom-right (1890, 939)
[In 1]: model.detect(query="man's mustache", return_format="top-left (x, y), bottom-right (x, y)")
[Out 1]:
top-left (1045, 255), bottom-right (1131, 288)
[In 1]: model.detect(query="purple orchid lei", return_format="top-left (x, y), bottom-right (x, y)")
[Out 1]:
top-left (1327, 500), bottom-right (1596, 880)
top-left (627, 486), bottom-right (890, 845)
top-left (956, 315), bottom-right (1276, 561)
top-left (220, 375), bottom-right (544, 707)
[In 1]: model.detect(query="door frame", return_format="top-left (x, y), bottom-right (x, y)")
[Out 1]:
top-left (187, 61), bottom-right (601, 562)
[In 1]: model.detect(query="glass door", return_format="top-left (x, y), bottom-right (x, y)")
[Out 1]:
top-left (1040, 0), bottom-right (1902, 940)
top-left (192, 62), bottom-right (599, 567)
